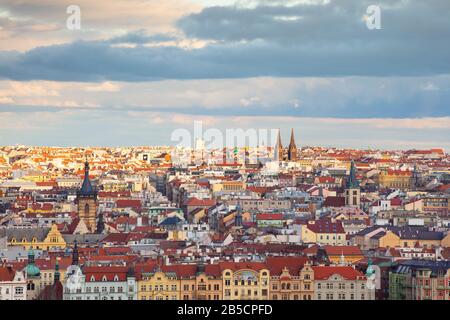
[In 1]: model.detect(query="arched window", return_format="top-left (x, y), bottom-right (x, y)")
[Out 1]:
top-left (85, 203), bottom-right (90, 214)
top-left (114, 275), bottom-right (119, 282)
top-left (27, 282), bottom-right (35, 290)
top-left (102, 275), bottom-right (107, 282)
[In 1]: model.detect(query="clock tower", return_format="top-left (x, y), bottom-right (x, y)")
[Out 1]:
top-left (76, 160), bottom-right (98, 233)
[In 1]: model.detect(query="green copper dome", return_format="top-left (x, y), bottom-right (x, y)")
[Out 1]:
top-left (26, 249), bottom-right (40, 277)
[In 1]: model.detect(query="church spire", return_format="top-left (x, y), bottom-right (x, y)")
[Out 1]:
top-left (235, 200), bottom-right (243, 227)
top-left (347, 160), bottom-right (359, 189)
top-left (79, 160), bottom-right (94, 196)
top-left (54, 259), bottom-right (60, 282)
top-left (72, 240), bottom-right (79, 266)
top-left (276, 128), bottom-right (283, 161)
top-left (96, 212), bottom-right (105, 234)
top-left (287, 128), bottom-right (298, 161)
top-left (289, 128), bottom-right (296, 146)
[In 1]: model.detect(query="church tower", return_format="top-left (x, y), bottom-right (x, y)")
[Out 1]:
top-left (287, 128), bottom-right (298, 161)
top-left (345, 160), bottom-right (360, 208)
top-left (276, 128), bottom-right (284, 161)
top-left (76, 160), bottom-right (98, 233)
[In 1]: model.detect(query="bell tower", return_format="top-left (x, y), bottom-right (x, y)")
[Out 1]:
top-left (345, 160), bottom-right (360, 208)
top-left (76, 160), bottom-right (98, 233)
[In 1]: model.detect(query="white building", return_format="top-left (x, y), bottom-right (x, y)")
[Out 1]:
top-left (0, 267), bottom-right (27, 300)
top-left (63, 265), bottom-right (136, 300)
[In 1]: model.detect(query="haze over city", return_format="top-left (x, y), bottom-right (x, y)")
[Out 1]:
top-left (0, 0), bottom-right (449, 149)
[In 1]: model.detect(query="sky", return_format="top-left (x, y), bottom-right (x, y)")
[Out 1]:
top-left (0, 0), bottom-right (449, 150)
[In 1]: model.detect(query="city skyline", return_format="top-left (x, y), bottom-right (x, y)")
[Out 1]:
top-left (0, 0), bottom-right (450, 148)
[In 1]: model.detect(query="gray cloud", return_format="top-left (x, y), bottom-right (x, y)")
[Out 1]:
top-left (1, 0), bottom-right (450, 81)
top-left (107, 30), bottom-right (177, 44)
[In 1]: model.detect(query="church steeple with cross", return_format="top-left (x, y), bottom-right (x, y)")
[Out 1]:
top-left (76, 158), bottom-right (98, 233)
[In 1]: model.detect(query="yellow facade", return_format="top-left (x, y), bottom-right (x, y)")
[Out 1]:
top-left (222, 268), bottom-right (270, 300)
top-left (8, 224), bottom-right (66, 250)
top-left (212, 181), bottom-right (246, 193)
top-left (138, 271), bottom-right (180, 300)
top-left (270, 264), bottom-right (314, 300)
top-left (301, 225), bottom-right (346, 245)
top-left (327, 254), bottom-right (363, 264)
top-left (379, 230), bottom-right (443, 248)
top-left (190, 273), bottom-right (222, 300)
top-left (137, 270), bottom-right (222, 300)
top-left (379, 171), bottom-right (413, 189)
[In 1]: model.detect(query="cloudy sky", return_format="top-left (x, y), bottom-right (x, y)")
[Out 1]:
top-left (0, 0), bottom-right (449, 149)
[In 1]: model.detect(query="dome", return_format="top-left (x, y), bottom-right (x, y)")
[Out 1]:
top-left (26, 264), bottom-right (41, 277)
top-left (26, 249), bottom-right (40, 277)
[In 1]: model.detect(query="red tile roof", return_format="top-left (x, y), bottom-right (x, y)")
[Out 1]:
top-left (185, 198), bottom-right (216, 207)
top-left (83, 266), bottom-right (129, 282)
top-left (218, 261), bottom-right (267, 272)
top-left (323, 245), bottom-right (363, 256)
top-left (323, 196), bottom-right (346, 207)
top-left (0, 266), bottom-right (16, 281)
top-left (116, 199), bottom-right (142, 209)
top-left (306, 219), bottom-right (345, 234)
top-left (256, 213), bottom-right (283, 221)
top-left (266, 257), bottom-right (308, 276)
top-left (312, 266), bottom-right (365, 280)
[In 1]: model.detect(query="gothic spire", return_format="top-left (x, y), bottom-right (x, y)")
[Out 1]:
top-left (287, 128), bottom-right (298, 161)
top-left (347, 160), bottom-right (359, 189)
top-left (276, 128), bottom-right (283, 161)
top-left (289, 128), bottom-right (296, 147)
top-left (96, 212), bottom-right (105, 234)
top-left (72, 240), bottom-right (79, 266)
top-left (79, 160), bottom-right (95, 196)
top-left (54, 259), bottom-right (60, 282)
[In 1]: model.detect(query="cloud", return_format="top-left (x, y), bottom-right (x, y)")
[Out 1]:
top-left (0, 0), bottom-right (201, 51)
top-left (85, 81), bottom-right (120, 92)
top-left (1, 1), bottom-right (450, 80)
top-left (421, 82), bottom-right (440, 91)
top-left (0, 75), bottom-right (449, 118)
top-left (1, 109), bottom-right (449, 150)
